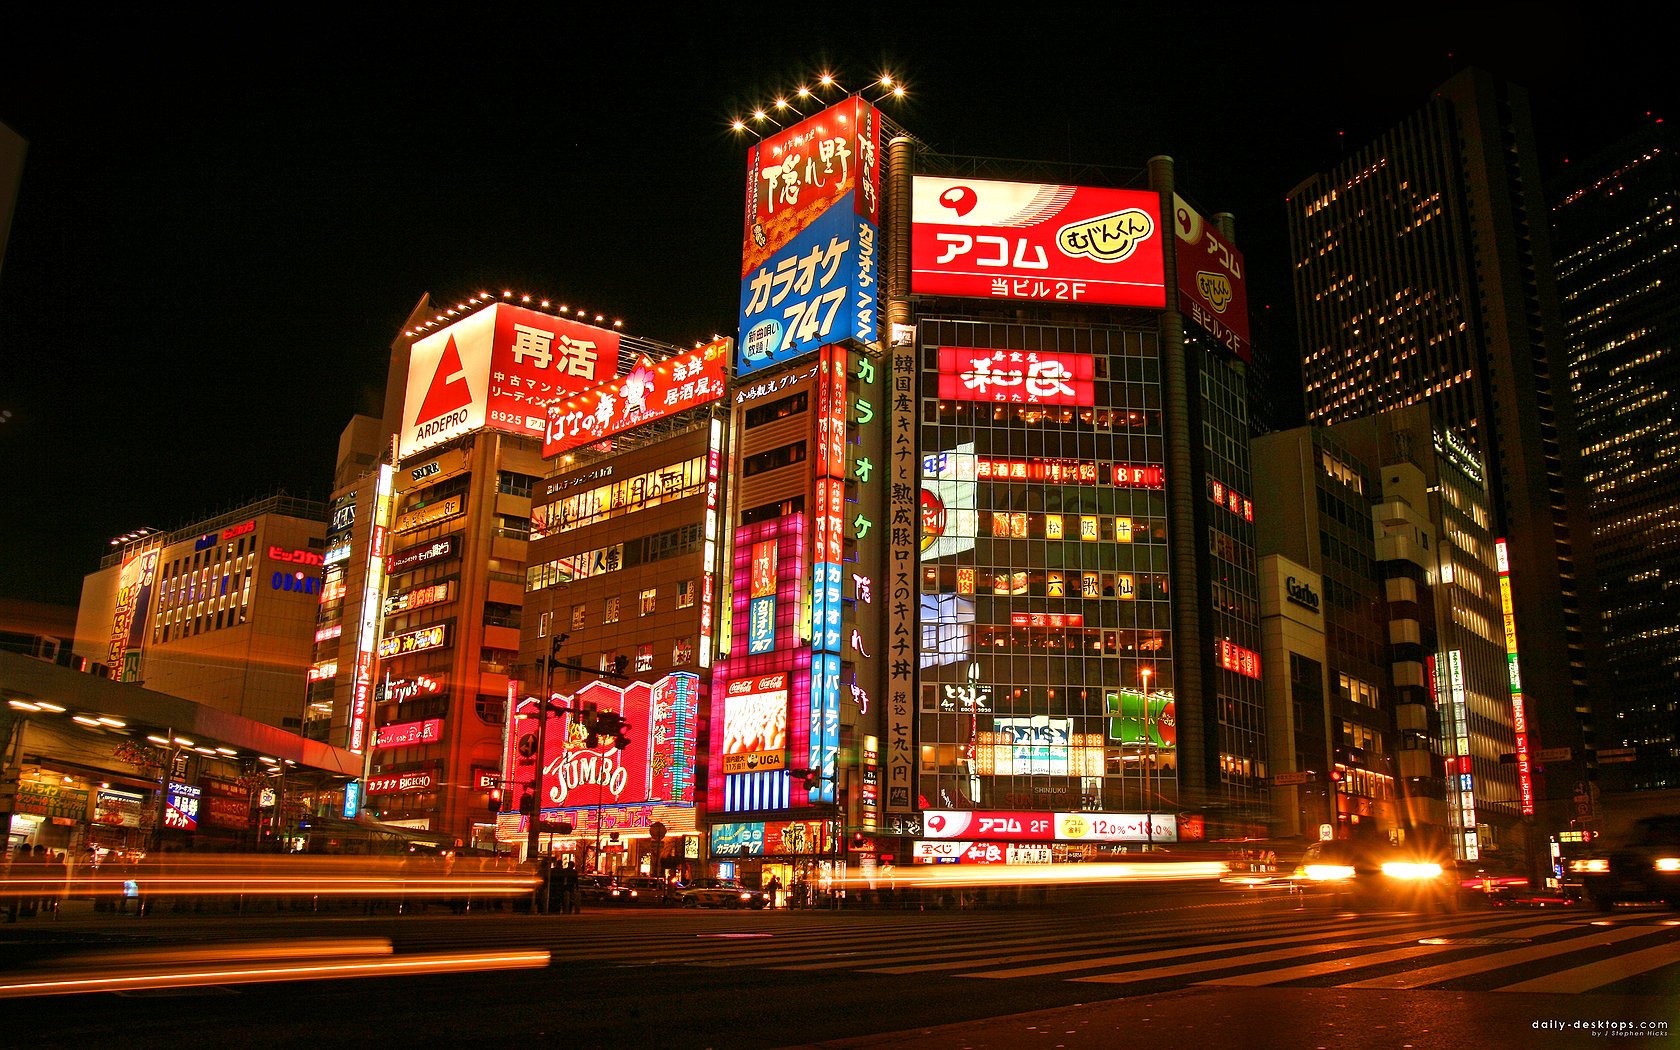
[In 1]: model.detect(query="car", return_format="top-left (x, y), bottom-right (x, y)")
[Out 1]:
top-left (677, 878), bottom-right (770, 909)
top-left (578, 873), bottom-right (640, 906)
top-left (1574, 815), bottom-right (1680, 911)
top-left (1293, 837), bottom-right (1459, 912)
top-left (616, 875), bottom-right (672, 906)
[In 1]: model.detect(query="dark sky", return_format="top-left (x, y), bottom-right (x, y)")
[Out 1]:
top-left (1, 9), bottom-right (1671, 606)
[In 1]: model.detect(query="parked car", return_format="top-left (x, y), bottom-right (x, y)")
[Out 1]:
top-left (616, 875), bottom-right (671, 906)
top-left (677, 878), bottom-right (770, 909)
top-left (1293, 837), bottom-right (1459, 912)
top-left (1574, 815), bottom-right (1680, 911)
top-left (579, 873), bottom-right (639, 906)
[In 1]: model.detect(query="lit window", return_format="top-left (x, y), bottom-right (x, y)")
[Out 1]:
top-left (677, 580), bottom-right (696, 609)
top-left (635, 643), bottom-right (654, 672)
top-left (604, 596), bottom-right (620, 624)
top-left (572, 604), bottom-right (586, 630)
top-left (640, 588), bottom-right (657, 616)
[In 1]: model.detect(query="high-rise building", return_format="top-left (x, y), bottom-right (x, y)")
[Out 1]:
top-left (1550, 121), bottom-right (1680, 790)
top-left (1287, 69), bottom-right (1593, 823)
top-left (702, 89), bottom-right (1268, 887)
top-left (305, 292), bottom-right (681, 848)
top-left (73, 494), bottom-right (328, 730)
top-left (1255, 406), bottom-right (1517, 862)
top-left (507, 347), bottom-right (729, 872)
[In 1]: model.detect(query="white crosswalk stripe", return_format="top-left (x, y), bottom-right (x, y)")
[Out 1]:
top-left (530, 907), bottom-right (1680, 996)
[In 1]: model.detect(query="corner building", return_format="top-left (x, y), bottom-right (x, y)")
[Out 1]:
top-left (707, 94), bottom-right (1268, 881)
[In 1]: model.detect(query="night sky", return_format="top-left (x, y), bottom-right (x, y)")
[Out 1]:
top-left (1, 9), bottom-right (1670, 607)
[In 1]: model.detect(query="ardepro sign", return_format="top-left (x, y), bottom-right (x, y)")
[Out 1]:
top-left (738, 97), bottom-right (880, 376)
top-left (399, 302), bottom-right (621, 459)
top-left (912, 177), bottom-right (1165, 307)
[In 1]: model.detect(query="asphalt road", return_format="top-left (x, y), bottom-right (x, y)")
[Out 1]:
top-left (3, 884), bottom-right (1675, 1048)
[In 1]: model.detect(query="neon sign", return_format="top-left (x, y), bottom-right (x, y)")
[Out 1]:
top-left (1495, 538), bottom-right (1535, 816)
top-left (936, 348), bottom-right (1096, 406)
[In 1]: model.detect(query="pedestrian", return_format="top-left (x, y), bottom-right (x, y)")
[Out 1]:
top-left (767, 873), bottom-right (783, 909)
top-left (562, 862), bottom-right (580, 914)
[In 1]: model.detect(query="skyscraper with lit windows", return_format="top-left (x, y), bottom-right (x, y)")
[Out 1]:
top-left (1287, 69), bottom-right (1593, 822)
top-left (1550, 120), bottom-right (1680, 790)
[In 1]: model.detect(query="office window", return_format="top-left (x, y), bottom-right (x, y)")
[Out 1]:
top-left (635, 643), bottom-right (654, 672)
top-left (677, 579), bottom-right (696, 609)
top-left (604, 596), bottom-right (620, 624)
top-left (572, 603), bottom-right (586, 631)
top-left (640, 588), bottom-right (657, 616)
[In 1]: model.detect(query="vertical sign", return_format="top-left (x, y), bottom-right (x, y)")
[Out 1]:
top-left (700, 417), bottom-right (723, 669)
top-left (748, 539), bottom-right (778, 655)
top-left (1495, 539), bottom-right (1535, 816)
top-left (1171, 194), bottom-right (1251, 361)
top-left (807, 342), bottom-right (849, 804)
top-left (885, 338), bottom-right (919, 812)
top-left (350, 464), bottom-right (396, 757)
top-left (108, 545), bottom-right (161, 682)
top-left (738, 98), bottom-right (881, 375)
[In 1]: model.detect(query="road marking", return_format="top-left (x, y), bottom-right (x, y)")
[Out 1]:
top-left (1496, 940), bottom-right (1680, 993)
top-left (1335, 924), bottom-right (1633, 989)
top-left (961, 914), bottom-right (1497, 980)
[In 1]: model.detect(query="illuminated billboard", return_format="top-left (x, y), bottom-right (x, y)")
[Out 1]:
top-left (935, 348), bottom-right (1096, 406)
top-left (1106, 688), bottom-right (1177, 747)
top-left (543, 339), bottom-right (730, 459)
top-left (1495, 539), bottom-right (1535, 816)
top-left (738, 98), bottom-right (881, 375)
top-left (920, 444), bottom-right (978, 560)
top-left (1172, 194), bottom-right (1251, 362)
top-left (721, 673), bottom-right (789, 774)
top-left (399, 302), bottom-right (621, 459)
top-left (922, 809), bottom-right (1178, 843)
top-left (506, 674), bottom-right (699, 818)
top-left (912, 177), bottom-right (1165, 307)
top-left (107, 546), bottom-right (160, 682)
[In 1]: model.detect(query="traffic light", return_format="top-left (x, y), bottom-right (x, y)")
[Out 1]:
top-left (519, 789), bottom-right (536, 816)
top-left (585, 711), bottom-right (633, 751)
top-left (851, 831), bottom-right (865, 850)
top-left (787, 767), bottom-right (820, 791)
top-left (610, 654), bottom-right (630, 679)
top-left (488, 786), bottom-right (503, 815)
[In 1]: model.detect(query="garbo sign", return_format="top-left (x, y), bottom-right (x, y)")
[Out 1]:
top-left (1286, 575), bottom-right (1321, 613)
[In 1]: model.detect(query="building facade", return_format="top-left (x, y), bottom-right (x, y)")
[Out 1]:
top-left (73, 495), bottom-right (328, 730)
top-left (1287, 69), bottom-right (1593, 824)
top-left (1550, 121), bottom-right (1680, 791)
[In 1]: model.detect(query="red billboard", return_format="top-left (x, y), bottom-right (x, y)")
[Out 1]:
top-left (506, 673), bottom-right (700, 815)
top-left (912, 177), bottom-right (1165, 307)
top-left (543, 339), bottom-right (729, 459)
top-left (738, 98), bottom-right (881, 376)
top-left (400, 303), bottom-right (621, 459)
top-left (1172, 194), bottom-right (1251, 362)
top-left (936, 348), bottom-right (1096, 406)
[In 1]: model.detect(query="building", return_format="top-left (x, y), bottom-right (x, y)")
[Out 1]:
top-left (506, 344), bottom-right (728, 872)
top-left (1255, 406), bottom-right (1520, 862)
top-left (1, 649), bottom-right (359, 858)
top-left (1252, 427), bottom-right (1399, 843)
top-left (303, 292), bottom-right (684, 849)
top-left (1550, 120), bottom-right (1680, 791)
top-left (72, 495), bottom-right (328, 730)
top-left (702, 92), bottom-right (1267, 883)
top-left (1287, 69), bottom-right (1594, 823)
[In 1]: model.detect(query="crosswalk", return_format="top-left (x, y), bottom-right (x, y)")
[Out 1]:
top-left (533, 905), bottom-right (1680, 996)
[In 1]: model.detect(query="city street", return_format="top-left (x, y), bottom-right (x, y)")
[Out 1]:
top-left (2, 884), bottom-right (1674, 1047)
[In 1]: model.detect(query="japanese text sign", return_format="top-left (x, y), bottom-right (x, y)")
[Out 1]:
top-left (912, 177), bottom-right (1165, 307)
top-left (1172, 194), bottom-right (1250, 362)
top-left (738, 98), bottom-right (880, 375)
top-left (543, 340), bottom-right (729, 458)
